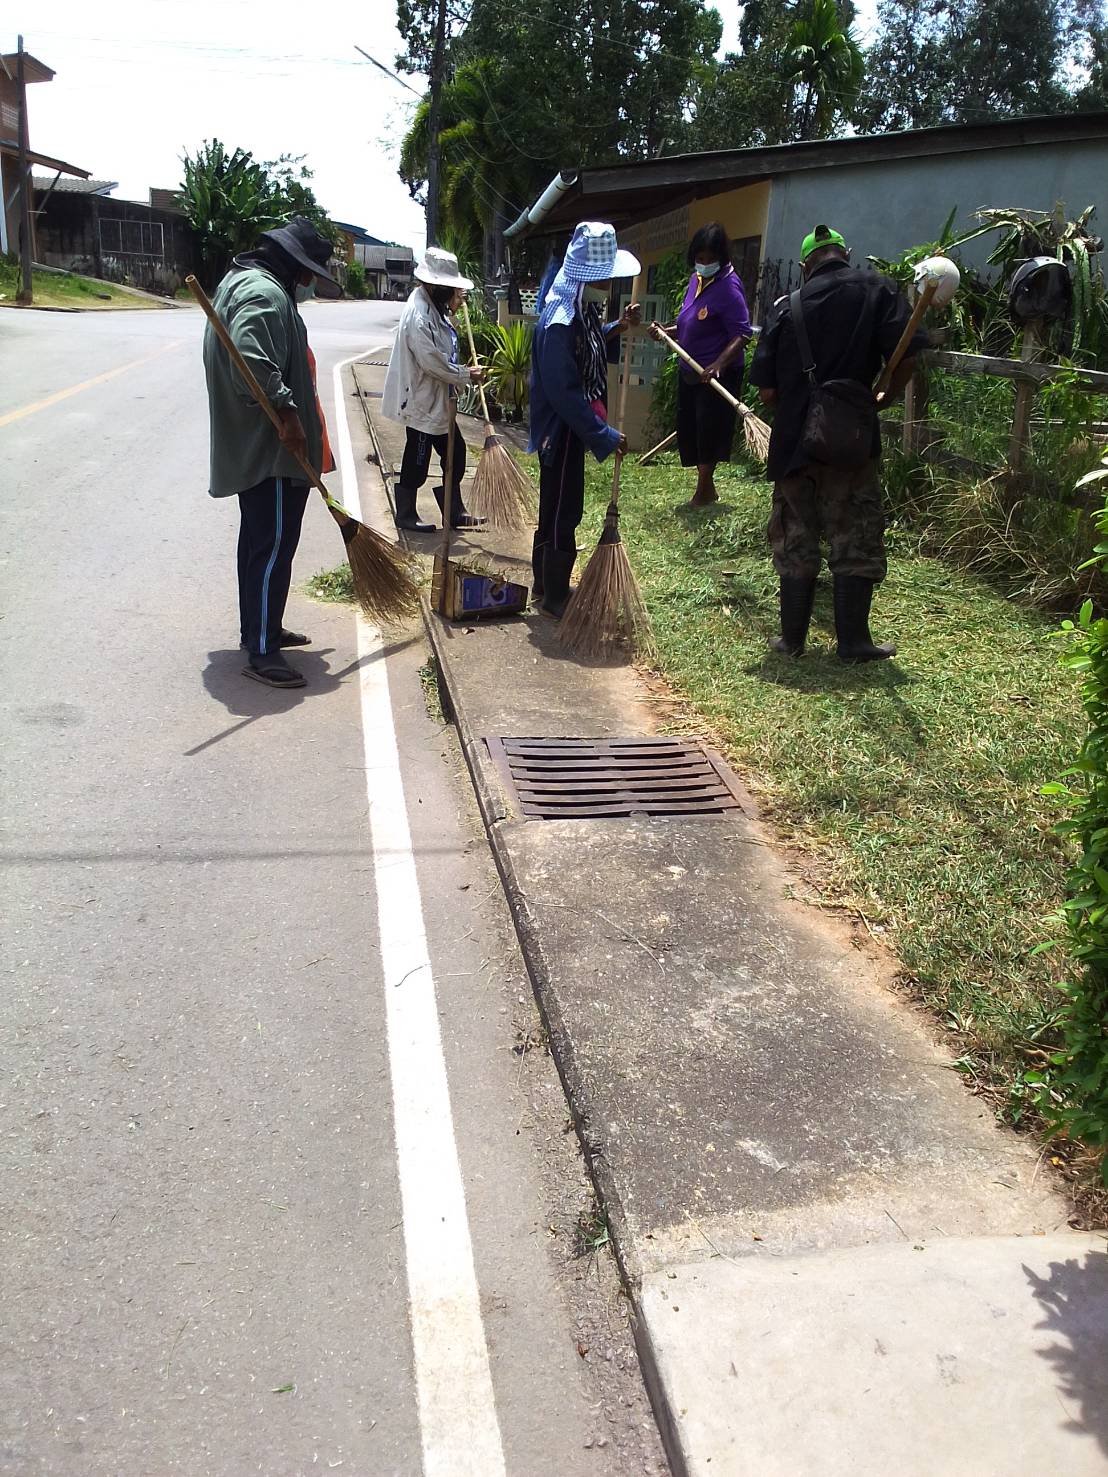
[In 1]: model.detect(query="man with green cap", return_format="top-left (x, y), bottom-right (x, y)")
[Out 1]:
top-left (748, 224), bottom-right (925, 661)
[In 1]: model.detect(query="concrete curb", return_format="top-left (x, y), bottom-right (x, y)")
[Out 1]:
top-left (421, 604), bottom-right (690, 1477)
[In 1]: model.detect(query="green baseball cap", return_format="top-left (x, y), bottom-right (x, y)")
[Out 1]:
top-left (800, 224), bottom-right (847, 262)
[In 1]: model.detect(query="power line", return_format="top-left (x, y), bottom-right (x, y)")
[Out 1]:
top-left (354, 44), bottom-right (424, 98)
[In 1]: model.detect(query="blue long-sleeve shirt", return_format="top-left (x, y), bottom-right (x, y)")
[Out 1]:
top-left (528, 318), bottom-right (622, 464)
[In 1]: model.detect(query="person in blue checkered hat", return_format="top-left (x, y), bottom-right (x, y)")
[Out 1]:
top-left (528, 221), bottom-right (641, 618)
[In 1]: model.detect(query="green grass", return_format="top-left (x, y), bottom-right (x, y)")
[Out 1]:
top-left (592, 451), bottom-right (1084, 1116)
top-left (305, 565), bottom-right (356, 603)
top-left (0, 258), bottom-right (154, 310)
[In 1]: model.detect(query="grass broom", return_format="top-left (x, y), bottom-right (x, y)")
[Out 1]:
top-left (559, 310), bottom-right (655, 660)
top-left (458, 301), bottom-right (536, 532)
top-left (651, 325), bottom-right (771, 463)
top-left (188, 275), bottom-right (420, 625)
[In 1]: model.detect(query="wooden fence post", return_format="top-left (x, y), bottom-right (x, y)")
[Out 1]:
top-left (901, 364), bottom-right (931, 457)
top-left (1007, 320), bottom-right (1043, 474)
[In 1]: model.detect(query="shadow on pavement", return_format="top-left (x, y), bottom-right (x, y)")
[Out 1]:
top-left (1026, 1247), bottom-right (1108, 1457)
top-left (188, 638), bottom-right (416, 756)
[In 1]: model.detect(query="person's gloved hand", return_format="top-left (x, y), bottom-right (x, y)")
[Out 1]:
top-left (277, 407), bottom-right (307, 461)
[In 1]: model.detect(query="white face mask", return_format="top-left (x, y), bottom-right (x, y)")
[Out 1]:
top-left (695, 261), bottom-right (721, 279)
top-left (295, 281), bottom-right (316, 303)
top-left (582, 285), bottom-right (610, 306)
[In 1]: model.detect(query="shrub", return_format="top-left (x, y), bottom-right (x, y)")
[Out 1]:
top-left (345, 262), bottom-right (368, 299)
top-left (486, 320), bottom-right (533, 419)
top-left (647, 246), bottom-right (694, 437)
top-left (1033, 443), bottom-right (1108, 1182)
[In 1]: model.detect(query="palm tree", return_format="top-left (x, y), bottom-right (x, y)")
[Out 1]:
top-left (781, 0), bottom-right (865, 140)
top-left (399, 59), bottom-right (532, 273)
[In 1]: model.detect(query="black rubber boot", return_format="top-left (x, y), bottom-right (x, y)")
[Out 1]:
top-left (394, 483), bottom-right (434, 533)
top-left (531, 535), bottom-right (546, 601)
top-left (432, 484), bottom-right (487, 531)
top-left (770, 577), bottom-right (817, 656)
top-left (540, 547), bottom-right (577, 619)
top-left (833, 575), bottom-right (897, 663)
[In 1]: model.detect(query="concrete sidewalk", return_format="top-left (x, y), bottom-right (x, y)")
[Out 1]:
top-left (357, 357), bottom-right (1108, 1477)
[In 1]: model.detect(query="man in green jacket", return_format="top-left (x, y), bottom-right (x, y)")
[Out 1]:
top-left (203, 217), bottom-right (341, 689)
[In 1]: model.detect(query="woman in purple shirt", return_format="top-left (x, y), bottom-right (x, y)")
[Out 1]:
top-left (650, 223), bottom-right (752, 507)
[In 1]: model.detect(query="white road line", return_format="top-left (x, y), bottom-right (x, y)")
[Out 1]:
top-left (333, 352), bottom-right (507, 1477)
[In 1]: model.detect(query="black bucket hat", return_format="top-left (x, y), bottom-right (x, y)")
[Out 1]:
top-left (261, 217), bottom-right (343, 299)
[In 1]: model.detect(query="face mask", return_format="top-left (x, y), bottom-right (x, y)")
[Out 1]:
top-left (582, 285), bottom-right (610, 306)
top-left (695, 261), bottom-right (720, 280)
top-left (295, 281), bottom-right (316, 303)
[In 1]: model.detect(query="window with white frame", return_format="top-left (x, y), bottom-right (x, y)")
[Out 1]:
top-left (99, 217), bottom-right (166, 260)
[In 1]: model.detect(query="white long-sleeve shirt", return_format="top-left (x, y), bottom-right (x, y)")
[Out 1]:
top-left (382, 285), bottom-right (470, 436)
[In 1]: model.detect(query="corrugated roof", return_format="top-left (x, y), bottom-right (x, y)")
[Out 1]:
top-left (534, 110), bottom-right (1108, 234)
top-left (32, 176), bottom-right (116, 194)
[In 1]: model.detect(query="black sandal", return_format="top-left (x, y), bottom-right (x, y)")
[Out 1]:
top-left (243, 655), bottom-right (306, 689)
top-left (240, 629), bottom-right (310, 650)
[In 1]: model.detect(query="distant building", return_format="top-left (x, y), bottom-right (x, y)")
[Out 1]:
top-left (31, 177), bottom-right (200, 295)
top-left (0, 49), bottom-right (89, 258)
top-left (333, 220), bottom-right (414, 298)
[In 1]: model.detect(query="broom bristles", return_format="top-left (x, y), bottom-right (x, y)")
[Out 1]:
top-left (467, 433), bottom-right (537, 532)
top-left (559, 505), bottom-right (655, 659)
top-left (742, 408), bottom-right (772, 463)
top-left (340, 516), bottom-right (422, 624)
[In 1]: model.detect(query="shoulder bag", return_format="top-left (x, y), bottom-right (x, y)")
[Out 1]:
top-left (789, 289), bottom-right (877, 470)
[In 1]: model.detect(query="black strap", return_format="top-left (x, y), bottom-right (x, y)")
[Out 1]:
top-left (789, 289), bottom-right (818, 385)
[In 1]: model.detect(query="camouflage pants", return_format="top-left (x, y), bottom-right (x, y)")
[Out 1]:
top-left (768, 460), bottom-right (887, 583)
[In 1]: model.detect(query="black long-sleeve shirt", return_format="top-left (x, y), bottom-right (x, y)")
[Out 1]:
top-left (748, 259), bottom-right (926, 480)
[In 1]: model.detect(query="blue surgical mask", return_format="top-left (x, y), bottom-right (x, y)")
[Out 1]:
top-left (295, 281), bottom-right (316, 303)
top-left (695, 261), bottom-right (720, 280)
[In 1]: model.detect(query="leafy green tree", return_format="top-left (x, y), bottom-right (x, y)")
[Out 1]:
top-left (780, 0), bottom-right (864, 139)
top-left (180, 140), bottom-right (332, 287)
top-left (403, 0), bottom-right (720, 174)
top-left (680, 0), bottom-right (861, 150)
top-left (853, 0), bottom-right (950, 131)
top-left (395, 0), bottom-right (471, 73)
top-left (399, 57), bottom-right (531, 268)
top-left (858, 0), bottom-right (1099, 130)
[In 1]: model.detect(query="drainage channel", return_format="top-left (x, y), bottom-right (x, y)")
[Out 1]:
top-left (484, 736), bottom-right (746, 820)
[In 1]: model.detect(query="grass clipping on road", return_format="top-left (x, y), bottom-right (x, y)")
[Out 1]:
top-left (0, 260), bottom-right (155, 310)
top-left (593, 451), bottom-right (1081, 1119)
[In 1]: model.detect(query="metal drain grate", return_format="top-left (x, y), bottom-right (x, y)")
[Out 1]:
top-left (485, 737), bottom-right (745, 820)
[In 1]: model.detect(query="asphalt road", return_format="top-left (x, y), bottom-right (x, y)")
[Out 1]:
top-left (0, 299), bottom-right (666, 1476)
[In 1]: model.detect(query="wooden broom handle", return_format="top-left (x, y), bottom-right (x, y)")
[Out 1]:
top-left (187, 274), bottom-right (328, 498)
top-left (652, 325), bottom-right (747, 414)
top-left (611, 280), bottom-right (639, 504)
top-left (459, 301), bottom-right (493, 428)
top-left (874, 277), bottom-right (938, 398)
top-left (437, 398), bottom-right (458, 612)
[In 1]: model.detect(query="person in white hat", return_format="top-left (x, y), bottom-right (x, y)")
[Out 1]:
top-left (381, 246), bottom-right (487, 532)
top-left (528, 221), bottom-right (640, 617)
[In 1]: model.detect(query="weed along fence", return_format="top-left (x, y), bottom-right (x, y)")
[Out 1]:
top-left (902, 332), bottom-right (1108, 475)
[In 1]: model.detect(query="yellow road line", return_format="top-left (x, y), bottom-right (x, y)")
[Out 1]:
top-left (0, 340), bottom-right (183, 429)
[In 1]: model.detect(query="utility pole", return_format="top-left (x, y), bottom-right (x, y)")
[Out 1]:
top-left (16, 34), bottom-right (34, 306)
top-left (424, 0), bottom-right (447, 247)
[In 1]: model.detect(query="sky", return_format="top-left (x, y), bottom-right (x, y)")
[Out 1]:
top-left (20, 1), bottom-right (878, 257)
